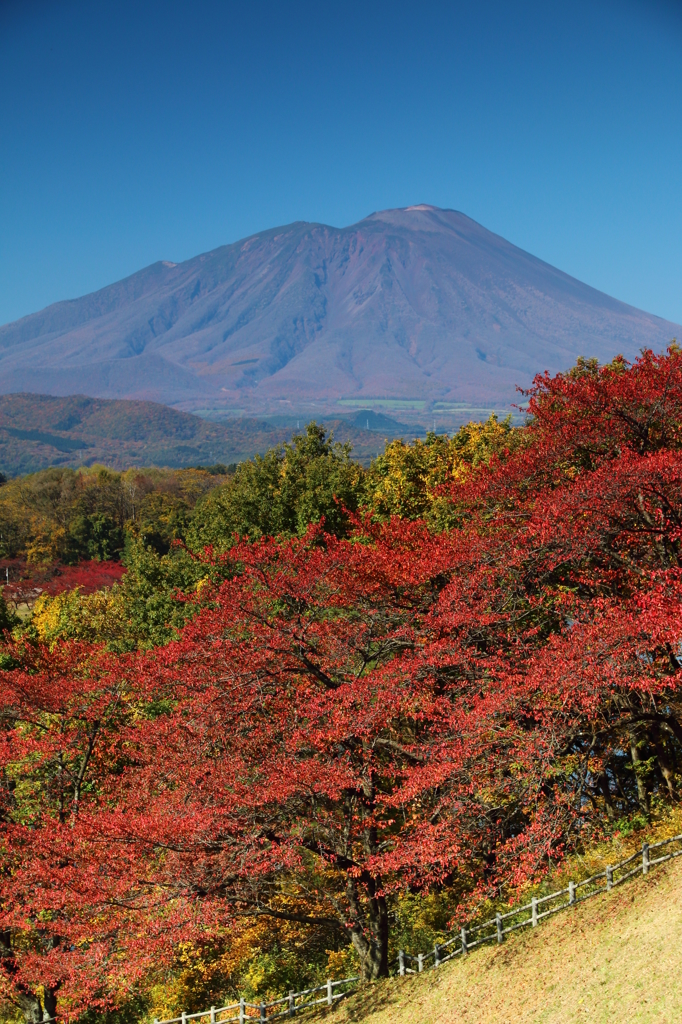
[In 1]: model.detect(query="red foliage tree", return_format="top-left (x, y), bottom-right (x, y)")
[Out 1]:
top-left (0, 641), bottom-right (143, 1021)
top-left (429, 347), bottom-right (682, 851)
top-left (2, 560), bottom-right (125, 612)
top-left (77, 524), bottom-right (479, 982)
top-left (3, 349), bottom-right (682, 1016)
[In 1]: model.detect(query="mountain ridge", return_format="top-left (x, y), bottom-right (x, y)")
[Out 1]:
top-left (1, 207), bottom-right (678, 419)
top-left (0, 393), bottom-right (404, 477)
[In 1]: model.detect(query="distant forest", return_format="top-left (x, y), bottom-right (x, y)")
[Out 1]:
top-left (0, 393), bottom-right (415, 476)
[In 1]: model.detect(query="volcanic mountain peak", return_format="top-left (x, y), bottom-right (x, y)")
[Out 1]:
top-left (0, 207), bottom-right (678, 421)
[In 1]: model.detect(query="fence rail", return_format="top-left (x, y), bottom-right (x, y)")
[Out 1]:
top-left (154, 978), bottom-right (360, 1024)
top-left (153, 832), bottom-right (682, 1024)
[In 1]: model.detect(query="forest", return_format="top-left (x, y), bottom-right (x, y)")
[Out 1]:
top-left (2, 349), bottom-right (682, 1024)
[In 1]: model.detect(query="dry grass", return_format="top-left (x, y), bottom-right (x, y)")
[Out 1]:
top-left (332, 856), bottom-right (682, 1024)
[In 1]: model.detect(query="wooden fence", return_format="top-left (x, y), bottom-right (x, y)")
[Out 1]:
top-left (153, 832), bottom-right (682, 1023)
top-left (152, 978), bottom-right (360, 1024)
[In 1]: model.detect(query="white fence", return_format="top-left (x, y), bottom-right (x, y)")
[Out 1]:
top-left (153, 978), bottom-right (359, 1024)
top-left (154, 833), bottom-right (682, 1023)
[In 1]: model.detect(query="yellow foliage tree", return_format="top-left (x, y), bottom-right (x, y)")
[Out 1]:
top-left (31, 588), bottom-right (128, 647)
top-left (366, 414), bottom-right (523, 526)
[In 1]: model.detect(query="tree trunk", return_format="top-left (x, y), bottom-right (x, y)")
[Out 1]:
top-left (0, 930), bottom-right (60, 1024)
top-left (347, 754), bottom-right (390, 980)
top-left (42, 987), bottom-right (58, 1022)
top-left (629, 729), bottom-right (650, 813)
top-left (598, 773), bottom-right (616, 820)
top-left (15, 993), bottom-right (44, 1024)
top-left (10, 983), bottom-right (57, 1024)
top-left (346, 877), bottom-right (390, 980)
top-left (652, 725), bottom-right (677, 801)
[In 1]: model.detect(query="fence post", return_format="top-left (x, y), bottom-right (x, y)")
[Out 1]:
top-left (144, 830), bottom-right (670, 1024)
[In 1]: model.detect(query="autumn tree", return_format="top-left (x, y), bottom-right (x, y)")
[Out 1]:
top-left (366, 414), bottom-right (521, 525)
top-left (403, 347), bottom-right (682, 849)
top-left (0, 642), bottom-right (141, 1021)
top-left (5, 350), bottom-right (682, 1019)
top-left (30, 520), bottom-right (517, 983)
top-left (187, 424), bottom-right (366, 550)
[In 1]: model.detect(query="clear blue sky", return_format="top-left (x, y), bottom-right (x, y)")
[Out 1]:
top-left (1, 0), bottom-right (681, 327)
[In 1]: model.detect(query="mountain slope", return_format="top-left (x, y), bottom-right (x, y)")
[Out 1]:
top-left (1, 206), bottom-right (679, 417)
top-left (336, 857), bottom-right (682, 1024)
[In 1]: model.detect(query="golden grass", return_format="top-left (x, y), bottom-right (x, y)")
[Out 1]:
top-left (333, 855), bottom-right (682, 1024)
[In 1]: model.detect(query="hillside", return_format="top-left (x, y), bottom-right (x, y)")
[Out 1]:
top-left (1, 207), bottom-right (679, 421)
top-left (0, 393), bottom-right (400, 476)
top-left (337, 859), bottom-right (682, 1024)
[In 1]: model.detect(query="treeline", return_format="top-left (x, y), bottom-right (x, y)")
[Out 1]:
top-left (6, 355), bottom-right (682, 1024)
top-left (0, 418), bottom-right (516, 562)
top-left (0, 464), bottom-right (229, 564)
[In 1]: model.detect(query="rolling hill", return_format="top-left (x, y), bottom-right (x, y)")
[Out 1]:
top-left (0, 394), bottom-right (401, 476)
top-left (2, 206), bottom-right (678, 421)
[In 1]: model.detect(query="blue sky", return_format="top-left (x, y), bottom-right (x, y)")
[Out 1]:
top-left (1, 0), bottom-right (681, 327)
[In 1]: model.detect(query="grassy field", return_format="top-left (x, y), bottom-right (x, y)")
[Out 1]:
top-left (334, 857), bottom-right (682, 1024)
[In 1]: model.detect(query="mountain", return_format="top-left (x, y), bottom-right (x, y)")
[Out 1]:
top-left (0, 394), bottom-right (397, 477)
top-left (1, 206), bottom-right (679, 420)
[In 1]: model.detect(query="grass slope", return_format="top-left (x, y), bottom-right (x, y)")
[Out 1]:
top-left (0, 394), bottom-right (401, 475)
top-left (337, 858), bottom-right (682, 1024)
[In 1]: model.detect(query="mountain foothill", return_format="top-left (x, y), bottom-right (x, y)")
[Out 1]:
top-left (0, 394), bottom-right (407, 477)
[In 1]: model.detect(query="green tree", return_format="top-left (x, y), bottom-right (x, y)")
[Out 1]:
top-left (126, 491), bottom-right (192, 555)
top-left (113, 540), bottom-right (209, 649)
top-left (188, 423), bottom-right (366, 550)
top-left (0, 589), bottom-right (17, 632)
top-left (29, 540), bottom-right (214, 652)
